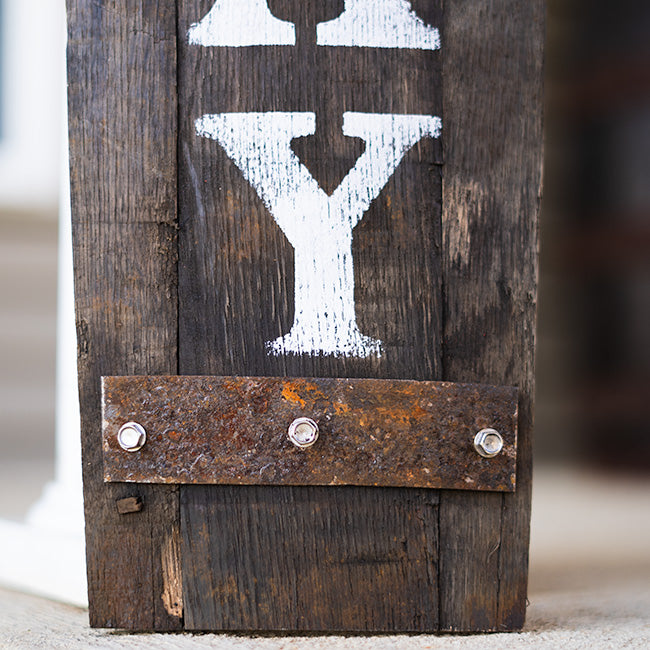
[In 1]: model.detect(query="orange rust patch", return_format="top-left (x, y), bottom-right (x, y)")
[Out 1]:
top-left (281, 384), bottom-right (306, 408)
top-left (333, 401), bottom-right (351, 415)
top-left (373, 403), bottom-right (428, 425)
top-left (300, 381), bottom-right (328, 402)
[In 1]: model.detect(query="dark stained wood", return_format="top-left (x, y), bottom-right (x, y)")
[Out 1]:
top-left (177, 0), bottom-right (443, 381)
top-left (439, 0), bottom-right (545, 631)
top-left (67, 0), bottom-right (181, 630)
top-left (181, 485), bottom-right (439, 631)
top-left (68, 0), bottom-right (543, 633)
top-left (177, 0), bottom-right (443, 632)
top-left (102, 375), bottom-right (518, 491)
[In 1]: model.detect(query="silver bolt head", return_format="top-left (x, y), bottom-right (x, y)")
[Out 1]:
top-left (474, 428), bottom-right (504, 458)
top-left (288, 417), bottom-right (319, 449)
top-left (117, 422), bottom-right (147, 452)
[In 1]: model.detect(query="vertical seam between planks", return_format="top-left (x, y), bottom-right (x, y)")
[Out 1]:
top-left (151, 525), bottom-right (156, 630)
top-left (496, 491), bottom-right (506, 630)
top-left (437, 0), bottom-right (446, 631)
top-left (174, 0), bottom-right (181, 379)
top-left (439, 0), bottom-right (447, 381)
top-left (174, 0), bottom-right (183, 630)
top-left (436, 492), bottom-right (442, 631)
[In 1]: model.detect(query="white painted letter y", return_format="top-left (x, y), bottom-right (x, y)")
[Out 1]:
top-left (196, 112), bottom-right (441, 358)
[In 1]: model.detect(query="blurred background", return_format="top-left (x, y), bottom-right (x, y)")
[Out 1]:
top-left (0, 0), bottom-right (64, 519)
top-left (0, 0), bottom-right (648, 595)
top-left (539, 0), bottom-right (650, 472)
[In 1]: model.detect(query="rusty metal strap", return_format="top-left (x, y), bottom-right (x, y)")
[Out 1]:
top-left (102, 376), bottom-right (518, 492)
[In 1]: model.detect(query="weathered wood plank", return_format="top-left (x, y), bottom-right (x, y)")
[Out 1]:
top-left (177, 0), bottom-right (443, 380)
top-left (67, 0), bottom-right (180, 629)
top-left (181, 485), bottom-right (439, 631)
top-left (177, 0), bottom-right (443, 631)
top-left (68, 0), bottom-right (542, 632)
top-left (439, 0), bottom-right (544, 631)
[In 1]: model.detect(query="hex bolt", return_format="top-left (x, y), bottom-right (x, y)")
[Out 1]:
top-left (288, 417), bottom-right (319, 449)
top-left (474, 428), bottom-right (504, 458)
top-left (117, 422), bottom-right (147, 452)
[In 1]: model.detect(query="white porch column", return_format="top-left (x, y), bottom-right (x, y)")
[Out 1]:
top-left (0, 1), bottom-right (87, 606)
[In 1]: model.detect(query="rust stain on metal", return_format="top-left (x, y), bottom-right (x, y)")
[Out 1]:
top-left (281, 384), bottom-right (307, 408)
top-left (101, 376), bottom-right (518, 492)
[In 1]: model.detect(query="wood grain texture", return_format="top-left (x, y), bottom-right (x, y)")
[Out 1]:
top-left (177, 0), bottom-right (443, 632)
top-left (439, 0), bottom-right (545, 631)
top-left (67, 0), bottom-right (181, 630)
top-left (181, 485), bottom-right (439, 631)
top-left (68, 0), bottom-right (543, 633)
top-left (177, 0), bottom-right (443, 381)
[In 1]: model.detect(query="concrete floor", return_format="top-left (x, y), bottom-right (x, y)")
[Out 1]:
top-left (1, 576), bottom-right (648, 649)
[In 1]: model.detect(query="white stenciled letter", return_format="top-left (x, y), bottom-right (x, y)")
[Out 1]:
top-left (316, 0), bottom-right (440, 49)
top-left (188, 0), bottom-right (295, 47)
top-left (196, 112), bottom-right (441, 358)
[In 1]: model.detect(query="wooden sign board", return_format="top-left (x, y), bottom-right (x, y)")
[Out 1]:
top-left (67, 0), bottom-right (544, 633)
